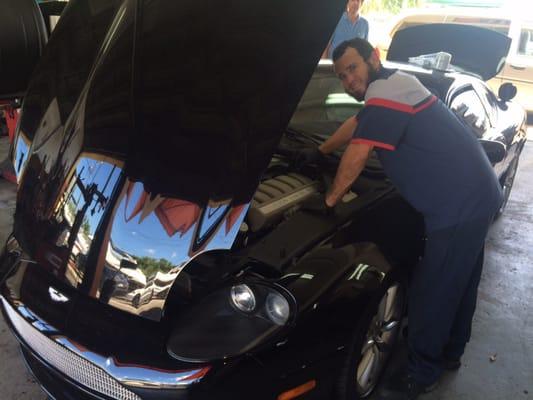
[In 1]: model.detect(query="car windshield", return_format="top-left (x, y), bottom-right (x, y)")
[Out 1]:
top-left (288, 64), bottom-right (364, 145)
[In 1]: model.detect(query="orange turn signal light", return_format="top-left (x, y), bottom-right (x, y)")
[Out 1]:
top-left (277, 380), bottom-right (317, 400)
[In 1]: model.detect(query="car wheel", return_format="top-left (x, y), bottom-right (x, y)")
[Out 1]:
top-left (497, 155), bottom-right (520, 218)
top-left (336, 279), bottom-right (406, 399)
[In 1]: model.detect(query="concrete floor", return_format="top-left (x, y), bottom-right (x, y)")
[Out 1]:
top-left (0, 135), bottom-right (532, 400)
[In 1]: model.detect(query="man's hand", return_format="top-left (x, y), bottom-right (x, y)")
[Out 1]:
top-left (300, 193), bottom-right (334, 215)
top-left (326, 142), bottom-right (373, 206)
top-left (293, 147), bottom-right (323, 170)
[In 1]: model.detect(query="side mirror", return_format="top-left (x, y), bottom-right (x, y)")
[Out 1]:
top-left (480, 140), bottom-right (506, 164)
top-left (498, 82), bottom-right (517, 102)
top-left (0, 0), bottom-right (48, 100)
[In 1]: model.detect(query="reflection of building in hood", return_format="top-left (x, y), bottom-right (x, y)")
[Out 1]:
top-left (30, 98), bottom-right (63, 175)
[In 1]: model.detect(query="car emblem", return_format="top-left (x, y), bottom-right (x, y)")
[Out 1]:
top-left (48, 287), bottom-right (70, 303)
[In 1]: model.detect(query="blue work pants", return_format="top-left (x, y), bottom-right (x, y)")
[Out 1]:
top-left (407, 214), bottom-right (494, 385)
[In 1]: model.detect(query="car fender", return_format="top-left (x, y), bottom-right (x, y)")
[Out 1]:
top-left (274, 242), bottom-right (400, 368)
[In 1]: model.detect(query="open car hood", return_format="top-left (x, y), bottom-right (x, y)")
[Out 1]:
top-left (12, 0), bottom-right (345, 321)
top-left (386, 23), bottom-right (511, 81)
top-left (124, 0), bottom-right (346, 206)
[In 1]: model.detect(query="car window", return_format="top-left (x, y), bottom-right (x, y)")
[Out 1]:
top-left (393, 15), bottom-right (510, 37)
top-left (289, 71), bottom-right (364, 140)
top-left (450, 17), bottom-right (510, 36)
top-left (450, 87), bottom-right (491, 137)
top-left (517, 26), bottom-right (533, 57)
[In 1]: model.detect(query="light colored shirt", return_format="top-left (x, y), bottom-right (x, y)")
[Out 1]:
top-left (328, 12), bottom-right (369, 58)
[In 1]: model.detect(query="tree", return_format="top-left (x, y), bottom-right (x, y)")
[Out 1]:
top-left (363, 0), bottom-right (424, 14)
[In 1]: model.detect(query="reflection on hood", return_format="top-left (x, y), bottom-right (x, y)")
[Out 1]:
top-left (124, 181), bottom-right (247, 240)
top-left (125, 181), bottom-right (201, 237)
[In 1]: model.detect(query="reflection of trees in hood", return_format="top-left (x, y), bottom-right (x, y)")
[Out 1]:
top-left (133, 256), bottom-right (173, 277)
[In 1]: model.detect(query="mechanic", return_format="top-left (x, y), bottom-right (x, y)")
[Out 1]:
top-left (322, 0), bottom-right (369, 59)
top-left (297, 38), bottom-right (503, 400)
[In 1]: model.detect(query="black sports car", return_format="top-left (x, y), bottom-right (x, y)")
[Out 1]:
top-left (0, 1), bottom-right (527, 400)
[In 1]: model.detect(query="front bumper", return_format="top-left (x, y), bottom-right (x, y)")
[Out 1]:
top-left (21, 345), bottom-right (123, 400)
top-left (0, 296), bottom-right (209, 400)
top-left (1, 293), bottom-right (337, 400)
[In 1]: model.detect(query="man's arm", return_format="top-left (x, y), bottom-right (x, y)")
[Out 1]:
top-left (325, 141), bottom-right (373, 207)
top-left (319, 116), bottom-right (357, 155)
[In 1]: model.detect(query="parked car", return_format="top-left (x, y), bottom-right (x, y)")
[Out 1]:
top-left (0, 2), bottom-right (527, 400)
top-left (379, 7), bottom-right (533, 114)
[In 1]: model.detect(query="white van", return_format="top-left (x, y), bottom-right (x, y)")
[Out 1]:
top-left (381, 8), bottom-right (533, 113)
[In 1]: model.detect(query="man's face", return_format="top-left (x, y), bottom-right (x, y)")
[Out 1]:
top-left (347, 0), bottom-right (362, 17)
top-left (334, 47), bottom-right (376, 101)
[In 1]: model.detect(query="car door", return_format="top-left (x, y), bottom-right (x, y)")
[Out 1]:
top-left (450, 86), bottom-right (491, 139)
top-left (498, 19), bottom-right (533, 113)
top-left (449, 85), bottom-right (507, 176)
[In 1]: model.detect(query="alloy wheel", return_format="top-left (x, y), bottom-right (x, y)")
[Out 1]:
top-left (499, 156), bottom-right (519, 215)
top-left (355, 283), bottom-right (405, 397)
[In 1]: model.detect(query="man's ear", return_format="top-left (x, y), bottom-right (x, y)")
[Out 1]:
top-left (369, 48), bottom-right (381, 68)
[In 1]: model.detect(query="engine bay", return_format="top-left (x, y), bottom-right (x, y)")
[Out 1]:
top-left (248, 172), bottom-right (320, 232)
top-left (244, 145), bottom-right (387, 237)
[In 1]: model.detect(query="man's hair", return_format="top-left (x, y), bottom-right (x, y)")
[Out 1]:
top-left (332, 38), bottom-right (374, 62)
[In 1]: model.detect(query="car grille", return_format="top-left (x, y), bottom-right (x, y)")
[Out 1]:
top-left (2, 299), bottom-right (142, 400)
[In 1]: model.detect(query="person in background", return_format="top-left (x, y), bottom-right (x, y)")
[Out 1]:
top-left (323, 0), bottom-right (369, 59)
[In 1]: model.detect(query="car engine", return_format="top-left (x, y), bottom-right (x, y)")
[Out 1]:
top-left (247, 173), bottom-right (320, 232)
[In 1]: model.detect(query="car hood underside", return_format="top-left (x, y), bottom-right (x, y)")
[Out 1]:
top-left (386, 23), bottom-right (512, 81)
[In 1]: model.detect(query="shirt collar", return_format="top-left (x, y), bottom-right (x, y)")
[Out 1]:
top-left (343, 11), bottom-right (360, 25)
top-left (374, 66), bottom-right (395, 81)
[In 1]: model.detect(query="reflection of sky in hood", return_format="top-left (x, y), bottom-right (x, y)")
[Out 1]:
top-left (70, 158), bottom-right (121, 237)
top-left (110, 182), bottom-right (249, 266)
top-left (65, 156), bottom-right (249, 267)
top-left (14, 134), bottom-right (31, 182)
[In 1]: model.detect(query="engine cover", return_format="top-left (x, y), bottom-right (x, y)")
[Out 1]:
top-left (247, 173), bottom-right (319, 232)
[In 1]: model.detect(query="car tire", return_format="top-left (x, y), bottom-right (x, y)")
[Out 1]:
top-left (335, 277), bottom-right (406, 399)
top-left (496, 155), bottom-right (520, 219)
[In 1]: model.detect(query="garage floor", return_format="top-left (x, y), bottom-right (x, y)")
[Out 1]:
top-left (0, 135), bottom-right (532, 400)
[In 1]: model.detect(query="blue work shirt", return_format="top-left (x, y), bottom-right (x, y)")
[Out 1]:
top-left (328, 13), bottom-right (369, 58)
top-left (352, 68), bottom-right (503, 231)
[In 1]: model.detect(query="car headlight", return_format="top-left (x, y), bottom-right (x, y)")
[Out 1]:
top-left (265, 292), bottom-right (290, 325)
top-left (229, 284), bottom-right (291, 325)
top-left (230, 284), bottom-right (256, 312)
top-left (167, 281), bottom-right (295, 362)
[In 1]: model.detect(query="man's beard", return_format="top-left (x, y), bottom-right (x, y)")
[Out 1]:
top-left (350, 62), bottom-right (380, 101)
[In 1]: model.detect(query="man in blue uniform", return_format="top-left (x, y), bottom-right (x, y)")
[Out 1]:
top-left (299, 38), bottom-right (503, 399)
